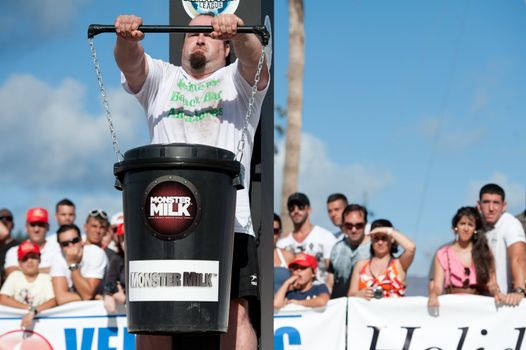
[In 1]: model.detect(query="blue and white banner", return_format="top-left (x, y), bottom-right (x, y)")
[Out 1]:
top-left (0, 301), bottom-right (134, 350)
top-left (274, 296), bottom-right (526, 350)
top-left (273, 297), bottom-right (347, 350)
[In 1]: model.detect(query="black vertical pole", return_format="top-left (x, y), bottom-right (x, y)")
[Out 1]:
top-left (168, 1), bottom-right (274, 349)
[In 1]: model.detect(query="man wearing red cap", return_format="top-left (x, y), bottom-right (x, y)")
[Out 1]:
top-left (0, 241), bottom-right (56, 329)
top-left (273, 253), bottom-right (330, 309)
top-left (4, 208), bottom-right (60, 276)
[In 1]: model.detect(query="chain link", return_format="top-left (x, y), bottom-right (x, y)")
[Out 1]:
top-left (88, 38), bottom-right (124, 162)
top-left (236, 47), bottom-right (266, 163)
top-left (237, 47), bottom-right (266, 235)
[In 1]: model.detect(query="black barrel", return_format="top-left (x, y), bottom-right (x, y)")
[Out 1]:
top-left (114, 143), bottom-right (241, 334)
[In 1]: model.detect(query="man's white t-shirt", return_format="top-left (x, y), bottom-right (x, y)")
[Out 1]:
top-left (485, 212), bottom-right (526, 292)
top-left (276, 225), bottom-right (337, 283)
top-left (0, 271), bottom-right (54, 306)
top-left (49, 245), bottom-right (108, 290)
top-left (5, 240), bottom-right (60, 270)
top-left (122, 55), bottom-right (269, 237)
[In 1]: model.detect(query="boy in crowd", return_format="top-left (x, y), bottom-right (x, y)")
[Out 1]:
top-left (274, 253), bottom-right (330, 309)
top-left (0, 241), bottom-right (56, 329)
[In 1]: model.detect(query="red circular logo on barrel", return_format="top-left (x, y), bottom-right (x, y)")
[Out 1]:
top-left (144, 176), bottom-right (201, 240)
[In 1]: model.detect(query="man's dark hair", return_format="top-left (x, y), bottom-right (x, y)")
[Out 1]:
top-left (56, 224), bottom-right (81, 242)
top-left (55, 198), bottom-right (75, 212)
top-left (327, 193), bottom-right (348, 205)
top-left (479, 183), bottom-right (505, 201)
top-left (273, 213), bottom-right (282, 230)
top-left (342, 204), bottom-right (368, 223)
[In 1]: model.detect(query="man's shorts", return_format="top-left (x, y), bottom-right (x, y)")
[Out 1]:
top-left (231, 232), bottom-right (260, 334)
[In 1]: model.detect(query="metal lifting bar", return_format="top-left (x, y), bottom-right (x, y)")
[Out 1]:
top-left (87, 24), bottom-right (270, 46)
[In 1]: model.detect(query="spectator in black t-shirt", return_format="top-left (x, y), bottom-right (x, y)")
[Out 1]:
top-left (0, 209), bottom-right (20, 286)
top-left (103, 223), bottom-right (126, 313)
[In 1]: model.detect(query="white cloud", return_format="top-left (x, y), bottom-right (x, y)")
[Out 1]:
top-left (274, 133), bottom-right (394, 228)
top-left (471, 88), bottom-right (489, 113)
top-left (0, 0), bottom-right (87, 51)
top-left (0, 74), bottom-right (146, 189)
top-left (414, 116), bottom-right (484, 150)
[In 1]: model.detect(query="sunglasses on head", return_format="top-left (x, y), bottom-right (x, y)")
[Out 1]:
top-left (59, 236), bottom-right (82, 248)
top-left (343, 222), bottom-right (366, 231)
top-left (89, 209), bottom-right (108, 220)
top-left (288, 203), bottom-right (306, 212)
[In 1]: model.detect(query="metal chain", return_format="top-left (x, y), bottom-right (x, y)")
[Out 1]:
top-left (238, 47), bottom-right (266, 235)
top-left (236, 47), bottom-right (266, 163)
top-left (88, 38), bottom-right (124, 162)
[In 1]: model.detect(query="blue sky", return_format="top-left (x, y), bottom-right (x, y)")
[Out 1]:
top-left (273, 0), bottom-right (526, 276)
top-left (1, 1), bottom-right (525, 276)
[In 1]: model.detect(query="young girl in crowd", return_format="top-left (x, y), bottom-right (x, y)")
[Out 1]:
top-left (348, 219), bottom-right (416, 299)
top-left (428, 207), bottom-right (505, 310)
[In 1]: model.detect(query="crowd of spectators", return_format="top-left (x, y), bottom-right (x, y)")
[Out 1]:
top-left (274, 183), bottom-right (526, 311)
top-left (0, 199), bottom-right (126, 329)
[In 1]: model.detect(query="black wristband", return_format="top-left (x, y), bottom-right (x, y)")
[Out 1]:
top-left (511, 287), bottom-right (525, 295)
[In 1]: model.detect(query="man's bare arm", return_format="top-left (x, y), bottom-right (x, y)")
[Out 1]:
top-left (211, 14), bottom-right (269, 90)
top-left (114, 15), bottom-right (149, 93)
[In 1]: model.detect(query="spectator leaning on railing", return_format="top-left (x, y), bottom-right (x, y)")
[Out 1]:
top-left (50, 224), bottom-right (107, 305)
top-left (103, 223), bottom-right (126, 314)
top-left (0, 241), bottom-right (56, 329)
top-left (348, 219), bottom-right (416, 299)
top-left (428, 207), bottom-right (509, 313)
top-left (274, 253), bottom-right (330, 309)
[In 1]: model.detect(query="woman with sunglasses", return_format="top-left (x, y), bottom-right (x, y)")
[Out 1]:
top-left (428, 207), bottom-right (505, 310)
top-left (348, 219), bottom-right (416, 299)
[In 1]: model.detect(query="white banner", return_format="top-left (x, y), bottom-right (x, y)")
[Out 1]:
top-left (0, 301), bottom-right (134, 350)
top-left (273, 296), bottom-right (526, 350)
top-left (273, 297), bottom-right (347, 350)
top-left (348, 295), bottom-right (526, 350)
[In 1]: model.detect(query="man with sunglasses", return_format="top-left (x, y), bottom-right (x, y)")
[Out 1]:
top-left (50, 224), bottom-right (108, 305)
top-left (83, 209), bottom-right (110, 248)
top-left (277, 193), bottom-right (336, 284)
top-left (4, 208), bottom-right (60, 277)
top-left (0, 208), bottom-right (20, 285)
top-left (326, 204), bottom-right (371, 299)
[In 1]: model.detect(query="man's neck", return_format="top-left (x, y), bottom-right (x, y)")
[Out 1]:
top-left (0, 236), bottom-right (13, 246)
top-left (347, 236), bottom-right (364, 250)
top-left (292, 222), bottom-right (314, 243)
